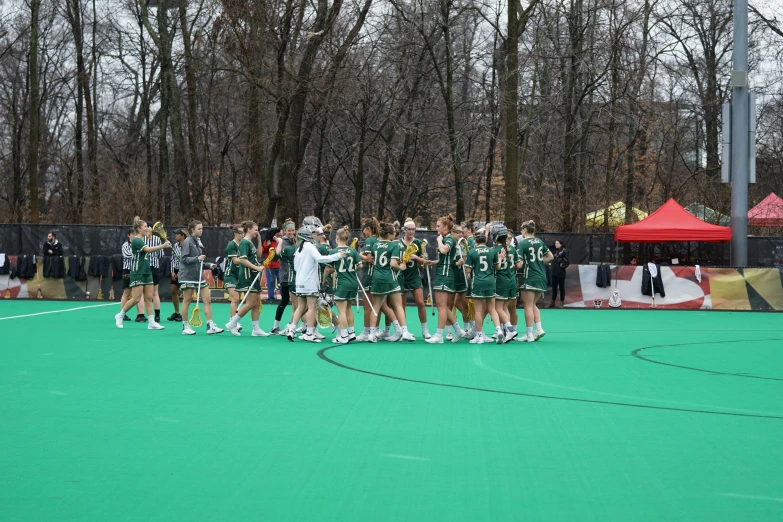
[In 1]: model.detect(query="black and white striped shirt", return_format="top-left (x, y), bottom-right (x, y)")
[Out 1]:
top-left (171, 242), bottom-right (182, 271)
top-left (144, 234), bottom-right (162, 268)
top-left (121, 241), bottom-right (132, 270)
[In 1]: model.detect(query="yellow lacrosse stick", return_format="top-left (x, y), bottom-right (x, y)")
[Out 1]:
top-left (151, 221), bottom-right (168, 242)
top-left (189, 260), bottom-right (204, 327)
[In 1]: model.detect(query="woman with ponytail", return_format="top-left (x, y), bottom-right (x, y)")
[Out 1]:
top-left (284, 224), bottom-right (345, 343)
top-left (224, 224), bottom-right (245, 328)
top-left (400, 218), bottom-right (431, 339)
top-left (425, 214), bottom-right (466, 344)
top-left (113, 217), bottom-right (170, 330)
top-left (517, 220), bottom-right (554, 342)
top-left (326, 226), bottom-right (363, 343)
top-left (271, 219), bottom-right (298, 335)
top-left (180, 219), bottom-right (224, 335)
top-left (225, 221), bottom-right (269, 337)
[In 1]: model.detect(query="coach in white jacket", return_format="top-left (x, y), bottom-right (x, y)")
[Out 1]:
top-left (285, 225), bottom-right (344, 342)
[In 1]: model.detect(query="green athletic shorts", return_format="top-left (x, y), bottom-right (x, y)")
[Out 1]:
top-left (129, 271), bottom-right (153, 288)
top-left (371, 281), bottom-right (401, 295)
top-left (433, 273), bottom-right (455, 294)
top-left (494, 282), bottom-right (518, 300)
top-left (470, 284), bottom-right (496, 299)
top-left (520, 278), bottom-right (547, 293)
top-left (334, 287), bottom-right (358, 301)
top-left (453, 269), bottom-right (467, 293)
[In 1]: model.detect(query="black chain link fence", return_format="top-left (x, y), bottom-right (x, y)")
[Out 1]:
top-left (3, 223), bottom-right (781, 267)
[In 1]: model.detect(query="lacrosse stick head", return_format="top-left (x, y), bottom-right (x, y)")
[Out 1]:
top-left (316, 297), bottom-right (332, 328)
top-left (608, 290), bottom-right (622, 308)
top-left (151, 221), bottom-right (168, 242)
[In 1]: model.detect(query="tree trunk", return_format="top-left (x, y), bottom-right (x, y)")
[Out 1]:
top-left (179, 0), bottom-right (203, 216)
top-left (504, 0), bottom-right (519, 232)
top-left (27, 0), bottom-right (41, 223)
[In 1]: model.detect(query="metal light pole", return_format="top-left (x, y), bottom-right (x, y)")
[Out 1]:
top-left (728, 0), bottom-right (751, 266)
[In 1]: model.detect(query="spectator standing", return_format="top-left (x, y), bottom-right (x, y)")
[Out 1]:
top-left (43, 233), bottom-right (63, 257)
top-left (549, 240), bottom-right (569, 308)
top-left (262, 227), bottom-right (282, 303)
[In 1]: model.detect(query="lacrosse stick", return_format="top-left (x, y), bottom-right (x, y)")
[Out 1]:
top-left (189, 260), bottom-right (205, 327)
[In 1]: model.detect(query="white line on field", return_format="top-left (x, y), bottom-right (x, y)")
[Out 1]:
top-left (0, 303), bottom-right (116, 321)
top-left (720, 493), bottom-right (783, 503)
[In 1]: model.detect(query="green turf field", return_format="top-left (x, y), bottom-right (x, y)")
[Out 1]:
top-left (1, 301), bottom-right (782, 521)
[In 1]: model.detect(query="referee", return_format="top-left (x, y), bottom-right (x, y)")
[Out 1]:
top-left (119, 230), bottom-right (134, 321)
top-left (144, 226), bottom-right (163, 323)
top-left (167, 229), bottom-right (186, 321)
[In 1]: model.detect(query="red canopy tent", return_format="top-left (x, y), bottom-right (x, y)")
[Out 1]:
top-left (614, 198), bottom-right (731, 243)
top-left (748, 193), bottom-right (783, 226)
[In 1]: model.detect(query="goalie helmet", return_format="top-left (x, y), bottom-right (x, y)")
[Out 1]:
top-left (297, 225), bottom-right (319, 245)
top-left (488, 221), bottom-right (508, 244)
top-left (302, 216), bottom-right (323, 228)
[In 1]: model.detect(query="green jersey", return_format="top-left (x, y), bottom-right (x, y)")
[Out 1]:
top-left (131, 236), bottom-right (150, 275)
top-left (362, 236), bottom-right (378, 285)
top-left (370, 239), bottom-right (402, 285)
top-left (517, 237), bottom-right (551, 282)
top-left (238, 238), bottom-right (258, 284)
top-left (465, 245), bottom-right (498, 287)
top-left (467, 236), bottom-right (476, 250)
top-left (330, 246), bottom-right (361, 291)
top-left (282, 243), bottom-right (296, 285)
top-left (435, 235), bottom-right (457, 278)
top-left (318, 243), bottom-right (331, 289)
top-left (225, 240), bottom-right (241, 282)
top-left (493, 244), bottom-right (519, 287)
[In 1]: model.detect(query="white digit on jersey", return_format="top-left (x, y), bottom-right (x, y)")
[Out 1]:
top-left (378, 251), bottom-right (389, 268)
top-left (479, 257), bottom-right (489, 272)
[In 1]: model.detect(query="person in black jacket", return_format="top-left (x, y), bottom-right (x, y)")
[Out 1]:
top-left (43, 233), bottom-right (63, 257)
top-left (549, 240), bottom-right (569, 308)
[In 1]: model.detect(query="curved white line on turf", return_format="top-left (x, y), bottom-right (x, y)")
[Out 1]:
top-left (0, 303), bottom-right (116, 320)
top-left (720, 493), bottom-right (783, 502)
top-left (471, 346), bottom-right (781, 417)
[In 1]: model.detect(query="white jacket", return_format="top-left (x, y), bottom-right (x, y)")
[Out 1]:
top-left (294, 241), bottom-right (342, 294)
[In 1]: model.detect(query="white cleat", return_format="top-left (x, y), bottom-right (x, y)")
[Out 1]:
top-left (301, 333), bottom-right (321, 343)
top-left (503, 329), bottom-right (518, 343)
top-left (182, 325), bottom-right (196, 335)
top-left (519, 332), bottom-right (536, 342)
top-left (534, 328), bottom-right (546, 341)
top-left (451, 328), bottom-right (466, 343)
top-left (367, 332), bottom-right (378, 343)
top-left (425, 333), bottom-right (444, 344)
top-left (347, 332), bottom-right (357, 342)
top-left (377, 330), bottom-right (391, 341)
top-left (296, 324), bottom-right (307, 334)
top-left (148, 321), bottom-right (165, 330)
top-left (463, 328), bottom-right (476, 340)
top-left (355, 331), bottom-right (370, 342)
top-left (251, 328), bottom-right (270, 337)
top-left (401, 332), bottom-right (416, 342)
top-left (314, 330), bottom-right (326, 340)
top-left (469, 335), bottom-right (485, 344)
top-left (332, 334), bottom-right (350, 344)
top-left (445, 331), bottom-right (453, 341)
top-left (226, 322), bottom-right (241, 337)
top-left (206, 322), bottom-right (224, 335)
top-left (115, 312), bottom-right (125, 329)
top-left (286, 325), bottom-right (296, 342)
top-left (422, 329), bottom-right (432, 340)
top-left (387, 330), bottom-right (403, 342)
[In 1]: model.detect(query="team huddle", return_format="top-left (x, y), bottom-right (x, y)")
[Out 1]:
top-left (113, 214), bottom-right (553, 344)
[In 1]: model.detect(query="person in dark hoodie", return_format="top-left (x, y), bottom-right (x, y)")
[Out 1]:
top-left (43, 233), bottom-right (63, 257)
top-left (549, 240), bottom-right (569, 308)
